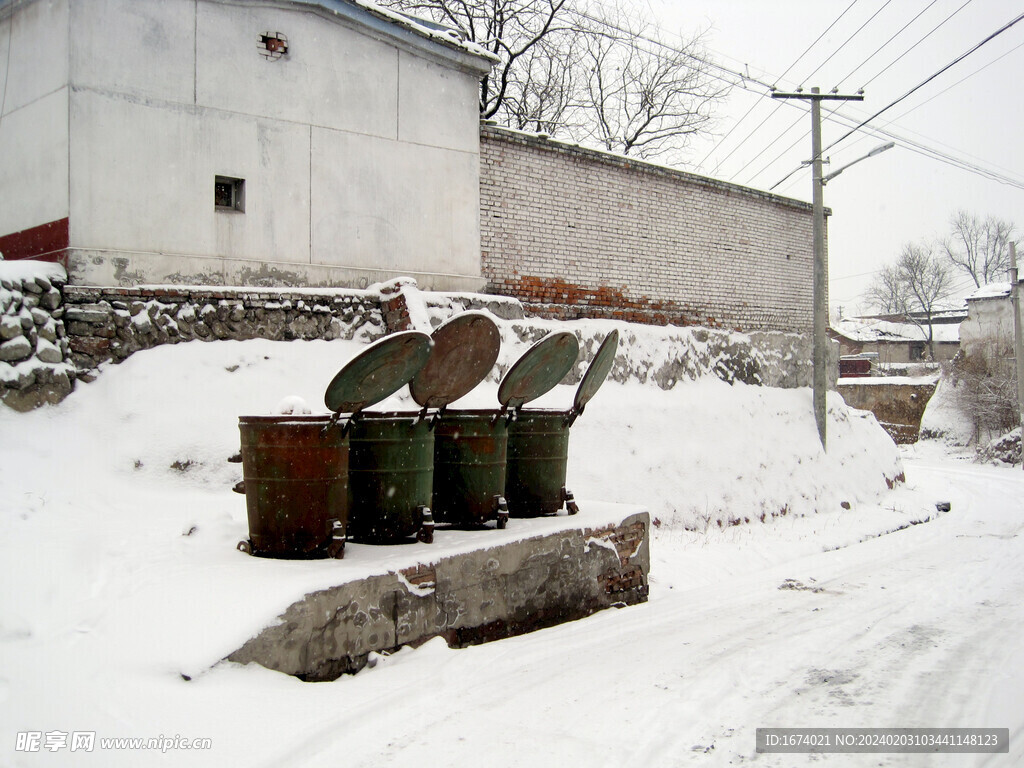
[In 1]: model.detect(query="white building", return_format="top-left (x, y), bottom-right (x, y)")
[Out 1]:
top-left (960, 282), bottom-right (1014, 373)
top-left (0, 0), bottom-right (495, 290)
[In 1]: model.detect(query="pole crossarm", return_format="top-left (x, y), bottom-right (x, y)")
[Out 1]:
top-left (771, 92), bottom-right (865, 101)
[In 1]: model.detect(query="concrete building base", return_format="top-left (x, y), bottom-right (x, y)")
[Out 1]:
top-left (227, 504), bottom-right (650, 681)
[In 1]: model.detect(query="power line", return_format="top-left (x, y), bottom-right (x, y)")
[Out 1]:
top-left (830, 0), bottom-right (942, 91)
top-left (859, 0), bottom-right (975, 90)
top-left (813, 0), bottom-right (977, 164)
top-left (822, 7), bottom-right (1024, 156)
top-left (699, 1), bottom-right (861, 169)
top-left (798, 0), bottom-right (894, 88)
top-left (726, 108), bottom-right (807, 182)
top-left (776, 0), bottom-right (862, 85)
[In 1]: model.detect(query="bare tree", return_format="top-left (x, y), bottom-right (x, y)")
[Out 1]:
top-left (378, 0), bottom-right (725, 160)
top-left (865, 242), bottom-right (953, 359)
top-left (941, 210), bottom-right (1016, 288)
top-left (575, 10), bottom-right (723, 160)
top-left (866, 263), bottom-right (913, 315)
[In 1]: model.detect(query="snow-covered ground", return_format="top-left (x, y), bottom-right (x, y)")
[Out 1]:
top-left (1, 335), bottom-right (1021, 766)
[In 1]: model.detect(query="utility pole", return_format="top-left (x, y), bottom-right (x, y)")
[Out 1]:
top-left (1010, 242), bottom-right (1024, 470)
top-left (771, 86), bottom-right (864, 449)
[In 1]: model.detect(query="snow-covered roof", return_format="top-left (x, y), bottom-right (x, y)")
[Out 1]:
top-left (0, 0), bottom-right (498, 73)
top-left (832, 317), bottom-right (960, 344)
top-left (966, 282), bottom-right (1011, 301)
top-left (281, 0), bottom-right (497, 72)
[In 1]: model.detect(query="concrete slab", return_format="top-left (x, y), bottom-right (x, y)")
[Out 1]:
top-left (227, 503), bottom-right (649, 681)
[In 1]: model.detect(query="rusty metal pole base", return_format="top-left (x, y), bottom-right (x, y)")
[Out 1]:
top-left (495, 495), bottom-right (509, 529)
top-left (326, 519), bottom-right (346, 559)
top-left (417, 507), bottom-right (435, 544)
top-left (563, 487), bottom-right (579, 515)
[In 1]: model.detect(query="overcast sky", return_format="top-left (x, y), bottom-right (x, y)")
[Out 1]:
top-left (641, 0), bottom-right (1024, 317)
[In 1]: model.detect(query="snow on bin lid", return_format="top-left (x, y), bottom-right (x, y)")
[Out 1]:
top-left (497, 331), bottom-right (580, 409)
top-left (323, 331), bottom-right (433, 414)
top-left (410, 312), bottom-right (501, 409)
top-left (573, 329), bottom-right (618, 414)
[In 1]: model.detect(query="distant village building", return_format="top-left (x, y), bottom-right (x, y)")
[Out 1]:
top-left (960, 282), bottom-right (1014, 375)
top-left (830, 311), bottom-right (963, 365)
top-left (0, 0), bottom-right (495, 291)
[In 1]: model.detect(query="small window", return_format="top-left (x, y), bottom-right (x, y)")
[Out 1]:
top-left (909, 343), bottom-right (926, 361)
top-left (215, 176), bottom-right (245, 212)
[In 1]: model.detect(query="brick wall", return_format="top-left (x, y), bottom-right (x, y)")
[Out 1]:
top-left (480, 125), bottom-right (823, 333)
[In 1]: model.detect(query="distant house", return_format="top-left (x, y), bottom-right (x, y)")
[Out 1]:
top-left (830, 312), bottom-right (962, 365)
top-left (0, 0), bottom-right (495, 290)
top-left (960, 282), bottom-right (1014, 375)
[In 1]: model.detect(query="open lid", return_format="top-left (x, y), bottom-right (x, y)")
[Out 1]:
top-left (573, 329), bottom-right (619, 414)
top-left (497, 331), bottom-right (580, 409)
top-left (410, 312), bottom-right (501, 409)
top-left (323, 331), bottom-right (433, 414)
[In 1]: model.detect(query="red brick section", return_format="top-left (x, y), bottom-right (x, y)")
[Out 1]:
top-left (490, 274), bottom-right (721, 328)
top-left (0, 218), bottom-right (69, 262)
top-left (399, 564), bottom-right (437, 588)
top-left (586, 521), bottom-right (648, 597)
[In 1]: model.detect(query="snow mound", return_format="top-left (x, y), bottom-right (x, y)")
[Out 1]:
top-left (919, 374), bottom-right (974, 445)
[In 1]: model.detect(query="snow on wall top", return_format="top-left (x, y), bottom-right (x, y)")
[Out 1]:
top-left (0, 260), bottom-right (67, 285)
top-left (967, 282), bottom-right (1011, 301)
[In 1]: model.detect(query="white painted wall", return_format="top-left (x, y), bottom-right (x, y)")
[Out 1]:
top-left (0, 0), bottom-right (69, 237)
top-left (960, 296), bottom-right (1014, 368)
top-left (1, 0), bottom-right (490, 288)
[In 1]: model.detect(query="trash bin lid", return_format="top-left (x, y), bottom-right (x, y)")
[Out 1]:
top-left (573, 329), bottom-right (618, 413)
top-left (497, 331), bottom-right (579, 409)
top-left (410, 312), bottom-right (501, 409)
top-left (324, 331), bottom-right (433, 414)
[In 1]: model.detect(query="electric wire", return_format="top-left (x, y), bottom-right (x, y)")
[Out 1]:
top-left (812, 0), bottom-right (975, 141)
top-left (774, 0), bottom-right (862, 86)
top-left (819, 10), bottom-right (1024, 156)
top-left (699, 0), bottom-right (861, 169)
top-left (829, 0), bottom-right (942, 91)
top-left (764, 12), bottom-right (1024, 193)
top-left (859, 0), bottom-right (975, 90)
top-left (798, 0), bottom-right (894, 88)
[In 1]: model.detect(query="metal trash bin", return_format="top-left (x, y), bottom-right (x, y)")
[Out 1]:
top-left (409, 312), bottom-right (507, 528)
top-left (502, 329), bottom-right (618, 517)
top-left (323, 330), bottom-right (436, 545)
top-left (236, 415), bottom-right (348, 559)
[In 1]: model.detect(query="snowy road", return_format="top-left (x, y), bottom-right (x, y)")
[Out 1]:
top-left (230, 456), bottom-right (1023, 768)
top-left (2, 334), bottom-right (1021, 768)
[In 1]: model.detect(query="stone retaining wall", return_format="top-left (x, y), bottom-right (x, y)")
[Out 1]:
top-left (62, 285), bottom-right (389, 374)
top-left (0, 265), bottom-right (76, 411)
top-left (2, 262), bottom-right (828, 410)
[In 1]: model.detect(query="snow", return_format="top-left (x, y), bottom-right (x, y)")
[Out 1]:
top-left (0, 260), bottom-right (66, 284)
top-left (919, 374), bottom-right (975, 446)
top-left (838, 374), bottom-right (940, 386)
top-left (967, 282), bottom-right (1011, 301)
top-left (833, 317), bottom-right (961, 344)
top-left (273, 395), bottom-right (313, 415)
top-left (2, 333), bottom-right (1022, 766)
